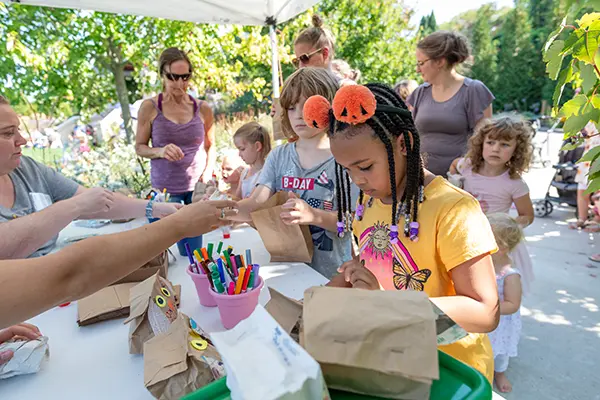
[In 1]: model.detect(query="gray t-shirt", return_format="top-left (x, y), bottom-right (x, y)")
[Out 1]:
top-left (407, 77), bottom-right (494, 176)
top-left (258, 143), bottom-right (356, 278)
top-left (0, 156), bottom-right (79, 257)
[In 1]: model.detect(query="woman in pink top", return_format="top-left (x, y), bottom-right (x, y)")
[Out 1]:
top-left (450, 117), bottom-right (535, 293)
top-left (135, 48), bottom-right (216, 201)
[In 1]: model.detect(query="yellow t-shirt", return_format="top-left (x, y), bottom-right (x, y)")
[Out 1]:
top-left (352, 177), bottom-right (498, 383)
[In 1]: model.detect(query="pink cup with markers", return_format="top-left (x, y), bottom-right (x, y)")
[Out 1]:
top-left (187, 266), bottom-right (217, 307)
top-left (210, 277), bottom-right (264, 329)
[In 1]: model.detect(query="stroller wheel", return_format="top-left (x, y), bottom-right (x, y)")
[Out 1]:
top-left (534, 201), bottom-right (549, 217)
top-left (544, 200), bottom-right (553, 216)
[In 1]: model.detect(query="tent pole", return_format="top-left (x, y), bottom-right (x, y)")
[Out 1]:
top-left (269, 24), bottom-right (280, 99)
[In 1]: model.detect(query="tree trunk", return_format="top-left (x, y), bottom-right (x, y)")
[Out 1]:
top-left (107, 38), bottom-right (133, 144)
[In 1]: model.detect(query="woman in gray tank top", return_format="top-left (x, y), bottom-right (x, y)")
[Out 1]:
top-left (407, 32), bottom-right (494, 176)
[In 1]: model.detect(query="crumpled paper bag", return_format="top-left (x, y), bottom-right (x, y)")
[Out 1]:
top-left (211, 305), bottom-right (329, 400)
top-left (124, 273), bottom-right (178, 354)
top-left (264, 287), bottom-right (303, 343)
top-left (144, 313), bottom-right (225, 400)
top-left (302, 287), bottom-right (438, 400)
top-left (0, 336), bottom-right (49, 379)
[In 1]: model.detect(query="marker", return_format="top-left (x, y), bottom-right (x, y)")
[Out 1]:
top-left (235, 267), bottom-right (246, 295)
top-left (231, 256), bottom-right (239, 277)
top-left (211, 270), bottom-right (225, 293)
top-left (240, 254), bottom-right (246, 269)
top-left (252, 264), bottom-right (260, 287)
top-left (201, 248), bottom-right (210, 262)
top-left (193, 250), bottom-right (203, 264)
top-left (216, 241), bottom-right (223, 255)
top-left (223, 250), bottom-right (233, 270)
top-left (184, 243), bottom-right (197, 272)
top-left (235, 255), bottom-right (243, 272)
top-left (199, 261), bottom-right (211, 276)
top-left (247, 269), bottom-right (255, 290)
top-left (228, 282), bottom-right (235, 295)
top-left (245, 249), bottom-right (252, 267)
top-left (217, 261), bottom-right (225, 284)
top-left (241, 265), bottom-right (252, 292)
top-left (207, 243), bottom-right (214, 260)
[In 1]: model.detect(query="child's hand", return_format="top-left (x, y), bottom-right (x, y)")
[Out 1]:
top-left (280, 192), bottom-right (315, 225)
top-left (338, 259), bottom-right (380, 290)
top-left (0, 323), bottom-right (42, 365)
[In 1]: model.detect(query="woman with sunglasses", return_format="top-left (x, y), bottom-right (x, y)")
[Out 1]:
top-left (136, 47), bottom-right (216, 199)
top-left (292, 14), bottom-right (336, 71)
top-left (406, 31), bottom-right (494, 176)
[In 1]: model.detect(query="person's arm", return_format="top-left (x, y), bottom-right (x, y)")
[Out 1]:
top-left (0, 200), bottom-right (237, 329)
top-left (499, 274), bottom-right (522, 315)
top-left (200, 101), bottom-right (216, 183)
top-left (430, 253), bottom-right (499, 333)
top-left (232, 185), bottom-right (274, 222)
top-left (135, 100), bottom-right (184, 161)
top-left (513, 193), bottom-right (534, 228)
top-left (74, 187), bottom-right (180, 220)
top-left (448, 158), bottom-right (462, 175)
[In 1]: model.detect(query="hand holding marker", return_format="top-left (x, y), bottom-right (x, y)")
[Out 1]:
top-left (185, 242), bottom-right (260, 295)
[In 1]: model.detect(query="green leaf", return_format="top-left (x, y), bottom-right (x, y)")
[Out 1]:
top-left (545, 17), bottom-right (566, 53)
top-left (545, 40), bottom-right (565, 80)
top-left (584, 176), bottom-right (600, 194)
top-left (579, 62), bottom-right (598, 93)
top-left (592, 94), bottom-right (600, 109)
top-left (589, 157), bottom-right (600, 176)
top-left (573, 28), bottom-right (600, 65)
top-left (563, 111), bottom-right (599, 135)
top-left (562, 141), bottom-right (582, 151)
top-left (561, 30), bottom-right (584, 56)
top-left (553, 63), bottom-right (574, 107)
top-left (579, 142), bottom-right (600, 163)
top-left (577, 13), bottom-right (600, 29)
top-left (559, 94), bottom-right (587, 118)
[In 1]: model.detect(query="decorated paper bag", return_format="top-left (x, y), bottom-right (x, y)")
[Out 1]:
top-left (124, 273), bottom-right (178, 354)
top-left (144, 314), bottom-right (225, 400)
top-left (211, 305), bottom-right (329, 400)
top-left (251, 192), bottom-right (313, 263)
top-left (302, 287), bottom-right (439, 400)
top-left (114, 250), bottom-right (169, 285)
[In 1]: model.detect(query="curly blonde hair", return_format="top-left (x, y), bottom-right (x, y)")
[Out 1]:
top-left (466, 117), bottom-right (533, 179)
top-left (487, 213), bottom-right (523, 251)
top-left (279, 67), bottom-right (339, 142)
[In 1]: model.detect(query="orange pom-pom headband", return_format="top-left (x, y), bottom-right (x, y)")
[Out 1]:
top-left (303, 85), bottom-right (412, 130)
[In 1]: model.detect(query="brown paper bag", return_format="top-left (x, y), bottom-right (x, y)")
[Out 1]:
top-left (264, 287), bottom-right (303, 343)
top-left (251, 192), bottom-right (314, 263)
top-left (114, 251), bottom-right (169, 285)
top-left (272, 98), bottom-right (285, 141)
top-left (302, 287), bottom-right (439, 400)
top-left (144, 313), bottom-right (225, 400)
top-left (124, 273), bottom-right (179, 354)
top-left (77, 284), bottom-right (181, 327)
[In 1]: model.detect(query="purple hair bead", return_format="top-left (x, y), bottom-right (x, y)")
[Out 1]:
top-left (337, 221), bottom-right (345, 238)
top-left (356, 204), bottom-right (365, 221)
top-left (389, 224), bottom-right (399, 244)
top-left (409, 221), bottom-right (419, 242)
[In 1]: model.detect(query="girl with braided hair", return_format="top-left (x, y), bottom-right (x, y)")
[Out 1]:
top-left (305, 84), bottom-right (500, 383)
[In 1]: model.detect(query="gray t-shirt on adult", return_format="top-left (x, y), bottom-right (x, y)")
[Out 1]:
top-left (407, 77), bottom-right (494, 176)
top-left (0, 156), bottom-right (79, 257)
top-left (258, 143), bottom-right (356, 278)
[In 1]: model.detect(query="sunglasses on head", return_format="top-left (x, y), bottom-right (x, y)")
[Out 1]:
top-left (292, 47), bottom-right (324, 68)
top-left (164, 72), bottom-right (192, 82)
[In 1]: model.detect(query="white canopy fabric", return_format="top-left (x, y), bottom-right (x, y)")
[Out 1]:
top-left (1, 0), bottom-right (320, 26)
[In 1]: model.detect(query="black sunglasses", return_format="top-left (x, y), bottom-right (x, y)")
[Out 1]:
top-left (292, 47), bottom-right (324, 68)
top-left (165, 72), bottom-right (192, 82)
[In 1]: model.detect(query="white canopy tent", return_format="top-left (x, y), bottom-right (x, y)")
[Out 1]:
top-left (2, 0), bottom-right (321, 96)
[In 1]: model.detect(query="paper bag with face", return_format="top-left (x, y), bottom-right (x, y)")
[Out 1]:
top-left (302, 287), bottom-right (439, 400)
top-left (144, 314), bottom-right (225, 400)
top-left (124, 273), bottom-right (178, 354)
top-left (250, 192), bottom-right (314, 263)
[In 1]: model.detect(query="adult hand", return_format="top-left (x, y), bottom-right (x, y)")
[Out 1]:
top-left (280, 192), bottom-right (315, 225)
top-left (0, 323), bottom-right (42, 365)
top-left (338, 259), bottom-right (380, 290)
top-left (170, 200), bottom-right (238, 238)
top-left (152, 202), bottom-right (183, 218)
top-left (159, 144), bottom-right (184, 162)
top-left (72, 187), bottom-right (115, 217)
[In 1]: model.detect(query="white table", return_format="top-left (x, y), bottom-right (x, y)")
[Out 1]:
top-left (0, 220), bottom-right (327, 399)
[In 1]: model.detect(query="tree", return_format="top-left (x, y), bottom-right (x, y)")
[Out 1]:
top-left (419, 11), bottom-right (438, 36)
top-left (495, 3), bottom-right (539, 112)
top-left (470, 5), bottom-right (498, 90)
top-left (544, 4), bottom-right (599, 191)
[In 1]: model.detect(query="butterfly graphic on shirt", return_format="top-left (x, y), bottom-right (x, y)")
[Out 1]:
top-left (392, 258), bottom-right (432, 291)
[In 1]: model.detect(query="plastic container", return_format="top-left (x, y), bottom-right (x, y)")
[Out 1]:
top-left (186, 266), bottom-right (217, 307)
top-left (210, 277), bottom-right (264, 329)
top-left (182, 350), bottom-right (492, 400)
top-left (177, 235), bottom-right (203, 258)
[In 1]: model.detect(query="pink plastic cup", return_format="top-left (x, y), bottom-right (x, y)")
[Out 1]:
top-left (187, 266), bottom-right (217, 307)
top-left (210, 277), bottom-right (264, 329)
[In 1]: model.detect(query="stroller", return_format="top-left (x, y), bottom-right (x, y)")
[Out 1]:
top-left (533, 139), bottom-right (584, 217)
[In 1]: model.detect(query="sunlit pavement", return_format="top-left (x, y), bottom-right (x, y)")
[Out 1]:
top-left (492, 131), bottom-right (599, 399)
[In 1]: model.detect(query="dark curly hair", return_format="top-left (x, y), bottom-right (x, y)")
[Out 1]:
top-left (466, 117), bottom-right (533, 179)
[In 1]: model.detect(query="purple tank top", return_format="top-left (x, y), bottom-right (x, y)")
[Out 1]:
top-left (150, 93), bottom-right (206, 193)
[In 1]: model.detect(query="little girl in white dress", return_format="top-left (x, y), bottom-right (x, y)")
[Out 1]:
top-left (486, 213), bottom-right (524, 393)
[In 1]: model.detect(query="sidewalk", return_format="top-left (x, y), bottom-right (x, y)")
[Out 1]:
top-left (491, 153), bottom-right (600, 399)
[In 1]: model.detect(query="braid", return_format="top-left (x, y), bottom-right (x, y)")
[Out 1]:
top-left (345, 170), bottom-right (352, 214)
top-left (334, 162), bottom-right (343, 226)
top-left (340, 163), bottom-right (347, 218)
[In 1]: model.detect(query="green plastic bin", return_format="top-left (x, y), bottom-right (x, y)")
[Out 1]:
top-left (182, 350), bottom-right (492, 400)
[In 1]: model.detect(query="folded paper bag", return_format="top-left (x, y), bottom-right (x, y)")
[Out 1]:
top-left (0, 336), bottom-right (49, 379)
top-left (144, 313), bottom-right (225, 400)
top-left (264, 287), bottom-right (303, 342)
top-left (302, 287), bottom-right (439, 400)
top-left (124, 273), bottom-right (179, 354)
